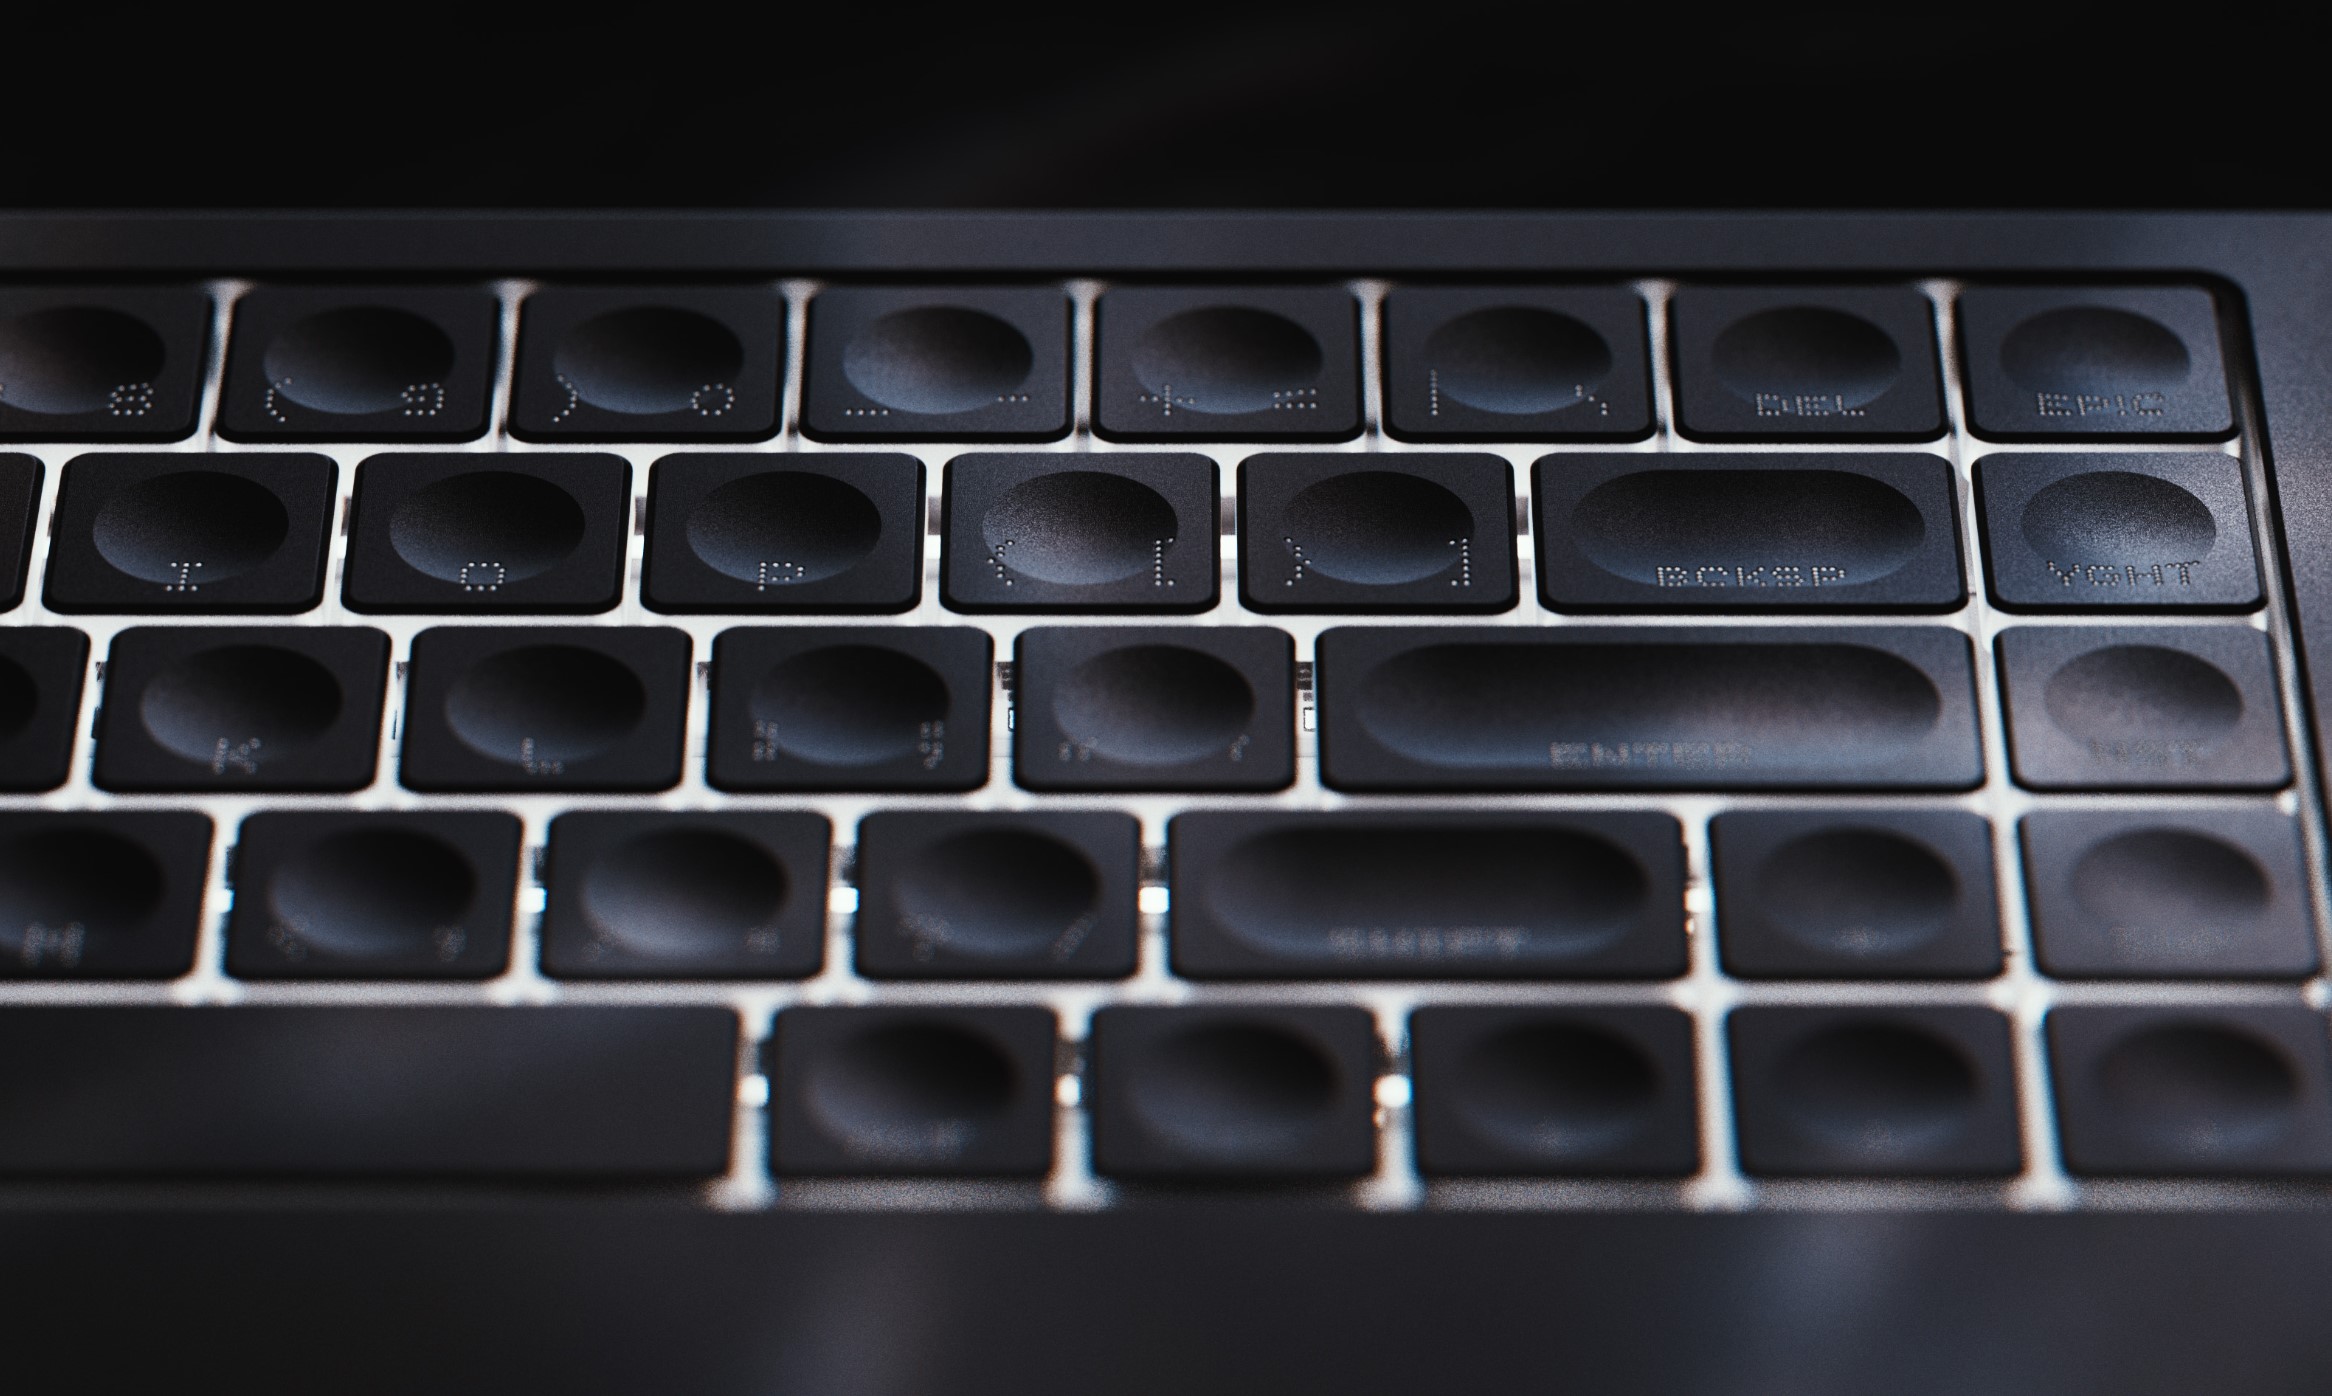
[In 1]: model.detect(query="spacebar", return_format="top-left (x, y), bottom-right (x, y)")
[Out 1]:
top-left (0, 1007), bottom-right (739, 1178)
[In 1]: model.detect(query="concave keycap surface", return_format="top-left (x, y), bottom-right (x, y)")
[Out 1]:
top-left (1975, 452), bottom-right (2259, 610)
top-left (1727, 1007), bottom-right (2023, 1176)
top-left (708, 626), bottom-right (991, 791)
top-left (1960, 286), bottom-right (2233, 440)
top-left (1670, 286), bottom-right (1944, 440)
top-left (93, 626), bottom-right (388, 792)
top-left (1096, 287), bottom-right (1360, 440)
top-left (768, 1006), bottom-right (1057, 1175)
top-left (0, 811), bottom-right (211, 978)
top-left (944, 453), bottom-right (1217, 611)
top-left (0, 626), bottom-right (88, 792)
top-left (344, 453), bottom-right (630, 613)
top-left (1995, 625), bottom-right (2288, 790)
top-left (0, 454), bottom-right (36, 608)
top-left (0, 286), bottom-right (209, 441)
top-left (1382, 286), bottom-right (1653, 441)
top-left (541, 811), bottom-right (831, 979)
top-left (217, 286), bottom-right (498, 441)
top-left (511, 285), bottom-right (783, 440)
top-left (1710, 809), bottom-right (2001, 978)
top-left (1013, 626), bottom-right (1293, 791)
top-left (1239, 454), bottom-right (1517, 613)
top-left (854, 811), bottom-right (1139, 979)
top-left (44, 453), bottom-right (335, 613)
top-left (2048, 1007), bottom-right (2332, 1176)
top-left (804, 286), bottom-right (1069, 440)
top-left (1409, 1006), bottom-right (1699, 1176)
top-left (400, 627), bottom-right (692, 792)
top-left (645, 452), bottom-right (924, 613)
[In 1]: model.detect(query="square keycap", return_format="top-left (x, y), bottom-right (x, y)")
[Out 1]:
top-left (853, 810), bottom-right (1140, 979)
top-left (0, 454), bottom-right (37, 608)
top-left (2021, 809), bottom-right (2317, 979)
top-left (1088, 1005), bottom-right (1380, 1180)
top-left (94, 626), bottom-right (389, 792)
top-left (509, 285), bottom-right (783, 441)
top-left (1013, 626), bottom-right (1293, 792)
top-left (1240, 453), bottom-right (1516, 612)
top-left (1409, 1006), bottom-right (1699, 1176)
top-left (1996, 625), bottom-right (2289, 790)
top-left (1670, 285), bottom-right (1944, 440)
top-left (1710, 810), bottom-right (2001, 979)
top-left (0, 627), bottom-right (88, 791)
top-left (2048, 1006), bottom-right (2332, 1176)
top-left (803, 286), bottom-right (1069, 440)
top-left (707, 626), bottom-right (991, 792)
top-left (400, 627), bottom-right (691, 792)
top-left (225, 811), bottom-right (521, 979)
top-left (643, 452), bottom-right (924, 613)
top-left (0, 811), bottom-right (211, 978)
top-left (539, 811), bottom-right (830, 979)
top-left (1383, 286), bottom-right (1653, 441)
top-left (44, 452), bottom-right (335, 613)
top-left (768, 1006), bottom-right (1059, 1176)
top-left (217, 286), bottom-right (499, 441)
top-left (1975, 452), bottom-right (2259, 610)
top-left (1095, 287), bottom-right (1360, 441)
top-left (0, 286), bottom-right (211, 441)
top-left (343, 453), bottom-right (631, 613)
top-left (1959, 286), bottom-right (2233, 440)
top-left (943, 453), bottom-right (1217, 611)
top-left (1727, 1006), bottom-right (2022, 1176)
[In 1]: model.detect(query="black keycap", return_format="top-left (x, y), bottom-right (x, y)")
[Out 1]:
top-left (0, 286), bottom-right (210, 441)
top-left (400, 627), bottom-right (691, 792)
top-left (803, 286), bottom-right (1069, 440)
top-left (1670, 285), bottom-right (1944, 441)
top-left (224, 810), bottom-right (521, 979)
top-left (1533, 452), bottom-right (1964, 611)
top-left (707, 626), bottom-right (990, 792)
top-left (0, 811), bottom-right (211, 978)
top-left (343, 452), bottom-right (631, 613)
top-left (1239, 453), bottom-right (1517, 613)
top-left (1316, 625), bottom-right (1983, 791)
top-left (0, 627), bottom-right (88, 792)
top-left (2020, 809), bottom-right (2316, 979)
top-left (767, 1006), bottom-right (1057, 1176)
top-left (1409, 1006), bottom-right (1699, 1176)
top-left (854, 811), bottom-right (1139, 979)
top-left (0, 1006), bottom-right (737, 1177)
top-left (509, 284), bottom-right (784, 441)
top-left (2048, 1006), bottom-right (2332, 1176)
top-left (540, 811), bottom-right (830, 980)
top-left (644, 452), bottom-right (924, 614)
top-left (0, 453), bottom-right (36, 608)
top-left (1012, 626), bottom-right (1293, 792)
top-left (1709, 809), bottom-right (2001, 979)
top-left (943, 452), bottom-right (1217, 611)
top-left (1382, 286), bottom-right (1653, 441)
top-left (44, 452), bottom-right (335, 613)
top-left (1087, 1005), bottom-right (1379, 1180)
top-left (1169, 811), bottom-right (1685, 979)
top-left (1975, 452), bottom-right (2259, 610)
top-left (216, 286), bottom-right (498, 442)
top-left (1095, 287), bottom-right (1360, 441)
top-left (1726, 1007), bottom-right (2022, 1177)
top-left (1995, 625), bottom-right (2289, 790)
top-left (94, 626), bottom-right (389, 792)
top-left (1959, 286), bottom-right (2234, 440)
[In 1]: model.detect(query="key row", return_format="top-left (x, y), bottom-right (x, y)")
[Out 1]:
top-left (0, 281), bottom-right (2231, 445)
top-left (4, 805), bottom-right (2313, 981)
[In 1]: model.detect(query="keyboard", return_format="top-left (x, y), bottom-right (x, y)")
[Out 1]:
top-left (6, 211), bottom-right (2332, 1390)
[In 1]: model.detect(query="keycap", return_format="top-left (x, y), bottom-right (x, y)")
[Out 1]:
top-left (644, 452), bottom-right (924, 613)
top-left (1409, 1006), bottom-right (1699, 1176)
top-left (2048, 1006), bottom-right (2332, 1175)
top-left (1726, 1007), bottom-right (2022, 1176)
top-left (540, 811), bottom-right (831, 979)
top-left (343, 452), bottom-right (630, 613)
top-left (943, 452), bottom-right (1217, 611)
top-left (1670, 285), bottom-right (1944, 440)
top-left (1087, 1005), bottom-right (1379, 1180)
top-left (0, 453), bottom-right (36, 608)
top-left (0, 811), bottom-right (212, 978)
top-left (767, 1006), bottom-right (1057, 1175)
top-left (400, 627), bottom-right (692, 792)
top-left (93, 626), bottom-right (388, 792)
top-left (216, 286), bottom-right (499, 441)
top-left (1532, 452), bottom-right (1964, 611)
top-left (0, 286), bottom-right (210, 441)
top-left (803, 285), bottom-right (1069, 440)
top-left (2020, 809), bottom-right (2316, 979)
top-left (1995, 625), bottom-right (2289, 789)
top-left (1012, 625), bottom-right (1293, 792)
top-left (0, 627), bottom-right (88, 792)
top-left (1239, 453), bottom-right (1517, 613)
top-left (1381, 286), bottom-right (1653, 441)
top-left (1959, 286), bottom-right (2233, 440)
top-left (0, 1005), bottom-right (737, 1177)
top-left (43, 452), bottom-right (335, 613)
top-left (854, 811), bottom-right (1139, 978)
top-left (1316, 625), bottom-right (1983, 791)
top-left (1095, 287), bottom-right (1360, 440)
top-left (1709, 810), bottom-right (2001, 979)
top-left (509, 285), bottom-right (784, 441)
top-left (707, 626), bottom-right (991, 791)
top-left (1168, 811), bottom-right (1685, 979)
top-left (225, 810), bottom-right (520, 979)
top-left (1975, 451), bottom-right (2260, 610)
